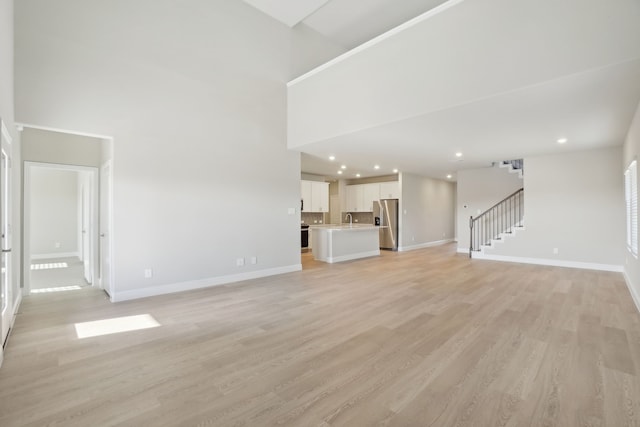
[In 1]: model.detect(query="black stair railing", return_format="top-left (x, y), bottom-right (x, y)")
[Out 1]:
top-left (469, 188), bottom-right (524, 257)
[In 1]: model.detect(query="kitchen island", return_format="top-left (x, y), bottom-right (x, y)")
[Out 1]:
top-left (310, 224), bottom-right (380, 263)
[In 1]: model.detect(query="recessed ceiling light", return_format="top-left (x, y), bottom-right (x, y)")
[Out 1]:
top-left (329, 155), bottom-right (336, 161)
top-left (341, 165), bottom-right (347, 169)
top-left (374, 165), bottom-right (380, 170)
top-left (356, 173), bottom-right (361, 178)
top-left (393, 169), bottom-right (398, 173)
top-left (447, 174), bottom-right (452, 179)
top-left (557, 138), bottom-right (568, 144)
top-left (455, 152), bottom-right (463, 157)
top-left (337, 170), bottom-right (343, 175)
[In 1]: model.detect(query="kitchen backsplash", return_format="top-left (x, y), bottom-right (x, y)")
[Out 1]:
top-left (302, 212), bottom-right (374, 225)
top-left (301, 212), bottom-right (327, 225)
top-left (341, 212), bottom-right (374, 225)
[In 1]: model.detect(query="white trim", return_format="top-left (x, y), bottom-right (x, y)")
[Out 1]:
top-left (398, 239), bottom-right (455, 252)
top-left (1, 121), bottom-right (11, 145)
top-left (287, 0), bottom-right (465, 87)
top-left (472, 252), bottom-right (623, 272)
top-left (1, 288), bottom-right (22, 368)
top-left (15, 122), bottom-right (113, 141)
top-left (11, 289), bottom-right (21, 330)
top-left (623, 269), bottom-right (640, 314)
top-left (456, 247), bottom-right (469, 254)
top-left (110, 264), bottom-right (303, 302)
top-left (325, 250), bottom-right (380, 263)
top-left (30, 252), bottom-right (80, 260)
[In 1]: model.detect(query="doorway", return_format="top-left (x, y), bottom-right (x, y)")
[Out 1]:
top-left (1, 120), bottom-right (14, 351)
top-left (23, 162), bottom-right (99, 295)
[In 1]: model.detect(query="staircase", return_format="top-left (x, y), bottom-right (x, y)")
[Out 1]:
top-left (469, 187), bottom-right (524, 257)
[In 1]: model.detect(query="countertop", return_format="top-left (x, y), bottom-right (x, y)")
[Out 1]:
top-left (310, 224), bottom-right (385, 231)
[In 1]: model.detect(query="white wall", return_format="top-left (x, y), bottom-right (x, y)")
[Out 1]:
top-left (21, 128), bottom-right (102, 167)
top-left (291, 24), bottom-right (347, 80)
top-left (15, 0), bottom-right (341, 300)
top-left (485, 147), bottom-right (624, 268)
top-left (399, 173), bottom-right (455, 250)
top-left (30, 168), bottom-right (79, 258)
top-left (456, 165), bottom-right (523, 250)
top-left (623, 102), bottom-right (640, 306)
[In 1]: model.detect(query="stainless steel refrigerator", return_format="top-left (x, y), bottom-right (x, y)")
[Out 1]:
top-left (374, 199), bottom-right (399, 250)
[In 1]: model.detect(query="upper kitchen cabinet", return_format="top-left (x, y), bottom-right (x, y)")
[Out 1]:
top-left (363, 183), bottom-right (380, 212)
top-left (301, 180), bottom-right (312, 212)
top-left (345, 184), bottom-right (363, 212)
top-left (301, 180), bottom-right (329, 212)
top-left (312, 181), bottom-right (329, 212)
top-left (379, 181), bottom-right (400, 199)
top-left (346, 183), bottom-right (379, 212)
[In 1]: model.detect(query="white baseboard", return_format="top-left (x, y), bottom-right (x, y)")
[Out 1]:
top-left (623, 269), bottom-right (640, 314)
top-left (456, 247), bottom-right (469, 254)
top-left (110, 264), bottom-right (303, 302)
top-left (1, 289), bottom-right (23, 368)
top-left (472, 252), bottom-right (623, 272)
top-left (31, 252), bottom-right (79, 261)
top-left (398, 239), bottom-right (454, 252)
top-left (326, 250), bottom-right (380, 263)
top-left (12, 290), bottom-right (22, 330)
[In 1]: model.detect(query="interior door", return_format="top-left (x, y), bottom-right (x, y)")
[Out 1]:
top-left (100, 163), bottom-right (112, 296)
top-left (1, 126), bottom-right (12, 346)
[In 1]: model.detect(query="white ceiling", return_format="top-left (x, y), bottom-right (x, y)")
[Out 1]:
top-left (243, 0), bottom-right (448, 49)
top-left (242, 0), bottom-right (330, 28)
top-left (246, 0), bottom-right (640, 181)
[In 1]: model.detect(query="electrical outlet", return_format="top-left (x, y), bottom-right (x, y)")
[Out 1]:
top-left (236, 258), bottom-right (245, 267)
top-left (553, 248), bottom-right (558, 255)
top-left (250, 256), bottom-right (257, 265)
top-left (144, 269), bottom-right (153, 278)
top-left (54, 242), bottom-right (61, 248)
top-left (354, 219), bottom-right (358, 222)
top-left (288, 207), bottom-right (295, 215)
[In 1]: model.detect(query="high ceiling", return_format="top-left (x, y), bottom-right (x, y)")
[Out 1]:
top-left (243, 0), bottom-right (448, 49)
top-left (245, 0), bottom-right (640, 180)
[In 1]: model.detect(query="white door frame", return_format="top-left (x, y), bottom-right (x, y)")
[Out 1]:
top-left (23, 162), bottom-right (99, 295)
top-left (99, 161), bottom-right (114, 298)
top-left (0, 119), bottom-right (19, 366)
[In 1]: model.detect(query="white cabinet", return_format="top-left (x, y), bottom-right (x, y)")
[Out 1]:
top-left (363, 183), bottom-right (380, 212)
top-left (345, 185), bottom-right (363, 212)
top-left (379, 181), bottom-right (400, 199)
top-left (346, 183), bottom-right (379, 212)
top-left (345, 181), bottom-right (400, 213)
top-left (301, 180), bottom-right (312, 212)
top-left (312, 181), bottom-right (329, 212)
top-left (301, 180), bottom-right (329, 212)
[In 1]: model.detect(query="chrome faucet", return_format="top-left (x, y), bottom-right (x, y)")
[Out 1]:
top-left (345, 213), bottom-right (353, 225)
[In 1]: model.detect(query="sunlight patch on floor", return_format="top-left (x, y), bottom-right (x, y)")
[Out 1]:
top-left (74, 314), bottom-right (161, 339)
top-left (31, 262), bottom-right (68, 270)
top-left (31, 285), bottom-right (82, 293)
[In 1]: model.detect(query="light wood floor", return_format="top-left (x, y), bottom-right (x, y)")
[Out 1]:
top-left (1, 244), bottom-right (638, 426)
top-left (30, 257), bottom-right (88, 290)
